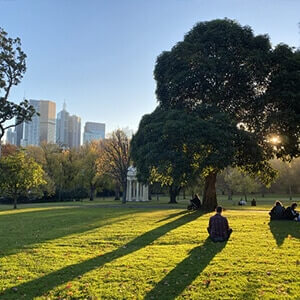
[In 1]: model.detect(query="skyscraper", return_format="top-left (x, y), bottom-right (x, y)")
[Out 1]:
top-left (15, 121), bottom-right (24, 147)
top-left (40, 100), bottom-right (56, 144)
top-left (5, 128), bottom-right (16, 145)
top-left (56, 103), bottom-right (81, 148)
top-left (83, 122), bottom-right (105, 143)
top-left (56, 103), bottom-right (70, 147)
top-left (22, 100), bottom-right (56, 146)
top-left (68, 115), bottom-right (81, 148)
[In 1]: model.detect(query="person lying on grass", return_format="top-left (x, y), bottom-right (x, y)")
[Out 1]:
top-left (285, 203), bottom-right (300, 221)
top-left (269, 201), bottom-right (286, 220)
top-left (207, 206), bottom-right (233, 242)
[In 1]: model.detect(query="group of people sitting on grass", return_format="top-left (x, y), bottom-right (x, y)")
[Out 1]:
top-left (202, 200), bottom-right (299, 243)
top-left (269, 201), bottom-right (300, 221)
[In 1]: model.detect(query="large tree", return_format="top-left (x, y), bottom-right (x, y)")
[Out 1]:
top-left (133, 19), bottom-right (298, 210)
top-left (154, 19), bottom-right (298, 208)
top-left (131, 106), bottom-right (274, 207)
top-left (0, 28), bottom-right (36, 156)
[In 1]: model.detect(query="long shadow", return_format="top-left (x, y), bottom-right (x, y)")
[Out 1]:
top-left (156, 210), bottom-right (190, 223)
top-left (1, 211), bottom-right (203, 299)
top-left (145, 238), bottom-right (226, 300)
top-left (269, 220), bottom-right (300, 246)
top-left (0, 207), bottom-right (134, 258)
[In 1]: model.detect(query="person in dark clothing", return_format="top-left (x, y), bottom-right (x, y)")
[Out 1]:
top-left (251, 198), bottom-right (256, 206)
top-left (269, 201), bottom-right (285, 220)
top-left (207, 206), bottom-right (232, 242)
top-left (284, 203), bottom-right (300, 221)
top-left (187, 194), bottom-right (201, 210)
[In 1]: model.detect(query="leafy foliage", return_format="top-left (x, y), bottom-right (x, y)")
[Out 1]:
top-left (0, 151), bottom-right (46, 208)
top-left (0, 28), bottom-right (37, 155)
top-left (132, 19), bottom-right (298, 209)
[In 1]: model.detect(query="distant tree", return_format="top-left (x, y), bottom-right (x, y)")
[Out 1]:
top-left (0, 28), bottom-right (37, 157)
top-left (0, 151), bottom-right (46, 208)
top-left (99, 130), bottom-right (130, 204)
top-left (25, 145), bottom-right (55, 198)
top-left (77, 141), bottom-right (105, 201)
top-left (1, 143), bottom-right (17, 156)
top-left (270, 158), bottom-right (300, 199)
top-left (223, 168), bottom-right (261, 202)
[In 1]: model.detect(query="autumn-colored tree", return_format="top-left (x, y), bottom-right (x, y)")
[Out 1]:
top-left (77, 141), bottom-right (105, 200)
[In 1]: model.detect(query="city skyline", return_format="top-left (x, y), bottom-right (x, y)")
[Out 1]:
top-left (5, 99), bottom-right (107, 147)
top-left (1, 0), bottom-right (300, 134)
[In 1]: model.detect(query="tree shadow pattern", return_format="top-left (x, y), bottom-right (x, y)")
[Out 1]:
top-left (0, 207), bottom-right (135, 259)
top-left (269, 220), bottom-right (300, 246)
top-left (1, 210), bottom-right (203, 299)
top-left (145, 238), bottom-right (227, 300)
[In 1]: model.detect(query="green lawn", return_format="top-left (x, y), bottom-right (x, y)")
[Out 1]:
top-left (0, 202), bottom-right (299, 299)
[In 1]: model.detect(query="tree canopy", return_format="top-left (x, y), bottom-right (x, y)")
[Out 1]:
top-left (0, 28), bottom-right (37, 156)
top-left (0, 151), bottom-right (46, 208)
top-left (132, 19), bottom-right (298, 210)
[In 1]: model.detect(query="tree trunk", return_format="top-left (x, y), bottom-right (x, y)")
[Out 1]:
top-left (122, 181), bottom-right (127, 204)
top-left (169, 185), bottom-right (180, 204)
top-left (202, 171), bottom-right (218, 211)
top-left (244, 193), bottom-right (247, 202)
top-left (0, 139), bottom-right (2, 158)
top-left (58, 188), bottom-right (62, 201)
top-left (89, 185), bottom-right (95, 201)
top-left (183, 188), bottom-right (186, 199)
top-left (114, 184), bottom-right (120, 200)
top-left (289, 184), bottom-right (292, 201)
top-left (227, 189), bottom-right (232, 201)
top-left (13, 195), bottom-right (17, 209)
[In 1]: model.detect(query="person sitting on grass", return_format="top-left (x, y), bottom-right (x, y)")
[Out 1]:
top-left (269, 201), bottom-right (285, 220)
top-left (207, 206), bottom-right (232, 242)
top-left (284, 203), bottom-right (300, 221)
top-left (187, 194), bottom-right (202, 210)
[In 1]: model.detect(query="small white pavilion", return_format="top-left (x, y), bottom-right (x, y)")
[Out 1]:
top-left (126, 166), bottom-right (149, 201)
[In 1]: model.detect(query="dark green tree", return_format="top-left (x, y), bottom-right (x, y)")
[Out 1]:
top-left (131, 107), bottom-right (275, 207)
top-left (133, 19), bottom-right (297, 210)
top-left (263, 46), bottom-right (300, 159)
top-left (0, 151), bottom-right (46, 209)
top-left (0, 28), bottom-right (37, 156)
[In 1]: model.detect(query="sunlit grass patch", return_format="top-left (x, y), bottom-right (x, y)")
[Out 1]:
top-left (0, 205), bottom-right (298, 299)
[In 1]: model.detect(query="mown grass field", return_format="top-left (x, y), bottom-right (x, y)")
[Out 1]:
top-left (0, 200), bottom-right (299, 299)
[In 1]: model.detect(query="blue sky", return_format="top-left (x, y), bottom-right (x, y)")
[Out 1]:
top-left (1, 0), bottom-right (299, 134)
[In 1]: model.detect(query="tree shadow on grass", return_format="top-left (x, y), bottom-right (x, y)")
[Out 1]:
top-left (145, 238), bottom-right (227, 300)
top-left (269, 220), bottom-right (300, 246)
top-left (156, 210), bottom-right (190, 223)
top-left (0, 207), bottom-right (134, 258)
top-left (1, 211), bottom-right (203, 299)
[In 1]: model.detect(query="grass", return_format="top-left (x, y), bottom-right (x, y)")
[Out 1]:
top-left (0, 201), bottom-right (299, 299)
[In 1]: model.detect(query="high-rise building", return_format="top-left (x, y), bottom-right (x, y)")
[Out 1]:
top-left (5, 128), bottom-right (16, 145)
top-left (68, 115), bottom-right (81, 148)
top-left (22, 100), bottom-right (56, 146)
top-left (83, 122), bottom-right (105, 143)
top-left (56, 103), bottom-right (70, 147)
top-left (56, 103), bottom-right (81, 148)
top-left (15, 121), bottom-right (24, 147)
top-left (40, 100), bottom-right (56, 144)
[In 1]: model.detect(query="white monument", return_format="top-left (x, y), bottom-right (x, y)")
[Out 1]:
top-left (126, 166), bottom-right (149, 201)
